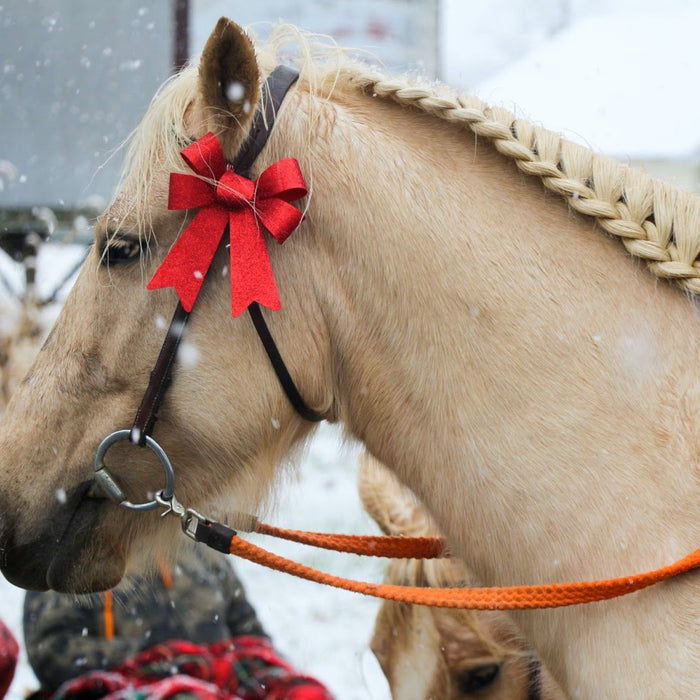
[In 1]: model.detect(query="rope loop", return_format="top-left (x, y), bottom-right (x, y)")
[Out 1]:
top-left (228, 531), bottom-right (700, 610)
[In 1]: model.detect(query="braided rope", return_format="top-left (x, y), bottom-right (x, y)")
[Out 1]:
top-left (254, 521), bottom-right (447, 558)
top-left (341, 71), bottom-right (700, 295)
top-left (229, 534), bottom-right (700, 610)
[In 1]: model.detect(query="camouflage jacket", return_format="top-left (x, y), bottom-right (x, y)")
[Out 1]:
top-left (23, 543), bottom-right (266, 692)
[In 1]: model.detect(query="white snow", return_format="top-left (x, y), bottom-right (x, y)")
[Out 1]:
top-left (225, 81), bottom-right (246, 103)
top-left (473, 7), bottom-right (700, 159)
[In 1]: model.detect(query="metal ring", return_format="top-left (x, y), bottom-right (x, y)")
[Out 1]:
top-left (94, 429), bottom-right (175, 511)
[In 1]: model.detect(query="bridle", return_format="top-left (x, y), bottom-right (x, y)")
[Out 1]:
top-left (92, 65), bottom-right (323, 512)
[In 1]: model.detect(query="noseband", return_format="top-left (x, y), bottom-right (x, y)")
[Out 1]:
top-left (93, 65), bottom-right (323, 511)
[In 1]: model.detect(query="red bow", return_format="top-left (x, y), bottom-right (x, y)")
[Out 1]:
top-left (147, 132), bottom-right (307, 317)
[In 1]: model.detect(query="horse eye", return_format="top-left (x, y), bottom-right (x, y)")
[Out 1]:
top-left (455, 663), bottom-right (501, 694)
top-left (101, 236), bottom-right (142, 266)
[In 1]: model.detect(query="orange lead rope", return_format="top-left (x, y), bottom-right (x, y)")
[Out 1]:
top-left (253, 521), bottom-right (447, 558)
top-left (182, 513), bottom-right (700, 610)
top-left (227, 523), bottom-right (700, 610)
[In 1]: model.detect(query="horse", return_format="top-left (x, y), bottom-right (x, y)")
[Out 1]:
top-left (358, 453), bottom-right (565, 699)
top-left (0, 16), bottom-right (699, 696)
top-left (0, 308), bottom-right (42, 410)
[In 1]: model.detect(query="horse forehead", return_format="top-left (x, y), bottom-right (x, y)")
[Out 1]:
top-left (389, 607), bottom-right (444, 700)
top-left (96, 199), bottom-right (131, 233)
top-left (98, 179), bottom-right (169, 237)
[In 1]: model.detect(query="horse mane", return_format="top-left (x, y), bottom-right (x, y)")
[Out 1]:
top-left (325, 66), bottom-right (700, 297)
top-left (117, 23), bottom-right (700, 295)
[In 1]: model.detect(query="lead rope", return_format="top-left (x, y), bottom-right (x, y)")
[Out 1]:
top-left (103, 590), bottom-right (114, 641)
top-left (173, 507), bottom-right (700, 610)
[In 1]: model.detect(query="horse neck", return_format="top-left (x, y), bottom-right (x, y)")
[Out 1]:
top-left (274, 81), bottom-right (700, 694)
top-left (289, 84), bottom-right (700, 556)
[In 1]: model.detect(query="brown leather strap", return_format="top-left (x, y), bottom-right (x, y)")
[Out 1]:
top-left (233, 65), bottom-right (300, 174)
top-left (131, 66), bottom-right (316, 444)
top-left (130, 303), bottom-right (190, 445)
top-left (248, 302), bottom-right (325, 422)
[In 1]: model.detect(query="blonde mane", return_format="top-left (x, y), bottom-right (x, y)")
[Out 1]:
top-left (118, 23), bottom-right (700, 294)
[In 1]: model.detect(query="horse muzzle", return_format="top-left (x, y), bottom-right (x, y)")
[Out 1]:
top-left (0, 479), bottom-right (125, 592)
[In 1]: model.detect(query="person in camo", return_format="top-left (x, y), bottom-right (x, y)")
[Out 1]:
top-left (23, 543), bottom-right (332, 699)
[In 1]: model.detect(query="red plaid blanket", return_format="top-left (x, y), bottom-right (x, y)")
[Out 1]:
top-left (51, 636), bottom-right (333, 700)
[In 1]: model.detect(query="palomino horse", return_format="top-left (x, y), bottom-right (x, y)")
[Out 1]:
top-left (358, 453), bottom-right (565, 699)
top-left (0, 17), bottom-right (699, 697)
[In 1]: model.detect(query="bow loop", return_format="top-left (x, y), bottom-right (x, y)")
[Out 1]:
top-left (256, 158), bottom-right (308, 202)
top-left (256, 199), bottom-right (305, 244)
top-left (180, 132), bottom-right (227, 180)
top-left (148, 132), bottom-right (307, 317)
top-left (168, 173), bottom-right (216, 210)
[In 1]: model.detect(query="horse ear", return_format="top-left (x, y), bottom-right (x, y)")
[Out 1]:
top-left (197, 17), bottom-right (260, 157)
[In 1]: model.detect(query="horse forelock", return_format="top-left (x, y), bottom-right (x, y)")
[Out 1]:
top-left (106, 65), bottom-right (198, 249)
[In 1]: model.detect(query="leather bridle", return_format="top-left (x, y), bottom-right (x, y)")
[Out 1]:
top-left (93, 65), bottom-right (323, 511)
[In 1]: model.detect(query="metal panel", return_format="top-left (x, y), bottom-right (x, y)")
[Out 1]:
top-left (0, 1), bottom-right (172, 211)
top-left (192, 0), bottom-right (439, 76)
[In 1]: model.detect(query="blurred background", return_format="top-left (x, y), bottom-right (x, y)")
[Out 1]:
top-left (1, 1), bottom-right (699, 698)
top-left (3, 0), bottom-right (699, 253)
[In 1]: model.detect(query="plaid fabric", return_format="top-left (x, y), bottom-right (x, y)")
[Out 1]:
top-left (0, 619), bottom-right (18, 699)
top-left (50, 636), bottom-right (333, 700)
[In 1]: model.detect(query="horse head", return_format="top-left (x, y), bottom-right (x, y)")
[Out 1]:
top-left (0, 18), bottom-right (332, 593)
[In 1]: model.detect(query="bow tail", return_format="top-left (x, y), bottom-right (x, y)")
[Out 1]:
top-left (229, 210), bottom-right (281, 317)
top-left (147, 207), bottom-right (228, 312)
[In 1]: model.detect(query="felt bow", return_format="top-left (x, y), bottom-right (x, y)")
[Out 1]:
top-left (147, 132), bottom-right (307, 317)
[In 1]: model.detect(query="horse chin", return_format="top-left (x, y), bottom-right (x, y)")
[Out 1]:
top-left (47, 535), bottom-right (126, 593)
top-left (0, 480), bottom-right (127, 593)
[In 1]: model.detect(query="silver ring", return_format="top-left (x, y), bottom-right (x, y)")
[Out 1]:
top-left (94, 429), bottom-right (175, 511)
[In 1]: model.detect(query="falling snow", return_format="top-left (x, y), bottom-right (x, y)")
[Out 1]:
top-left (1, 2), bottom-right (698, 698)
top-left (225, 80), bottom-right (245, 102)
top-left (177, 340), bottom-right (199, 369)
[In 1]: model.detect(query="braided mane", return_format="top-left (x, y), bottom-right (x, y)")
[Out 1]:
top-left (122, 24), bottom-right (700, 296)
top-left (328, 66), bottom-right (700, 295)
